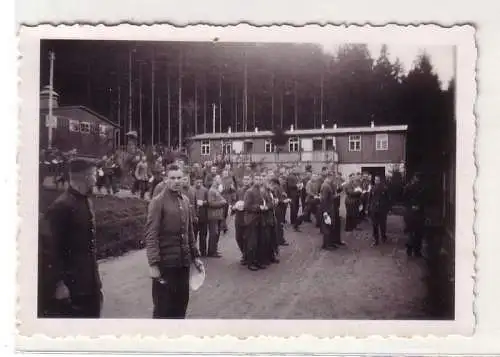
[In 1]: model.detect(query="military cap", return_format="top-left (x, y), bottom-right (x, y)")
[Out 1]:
top-left (68, 158), bottom-right (97, 173)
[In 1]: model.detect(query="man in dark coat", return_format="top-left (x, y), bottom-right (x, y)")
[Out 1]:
top-left (369, 175), bottom-right (392, 246)
top-left (145, 164), bottom-right (203, 319)
top-left (243, 174), bottom-right (266, 271)
top-left (285, 168), bottom-right (301, 231)
top-left (232, 175), bottom-right (251, 264)
top-left (403, 173), bottom-right (427, 257)
top-left (319, 172), bottom-right (338, 250)
top-left (38, 158), bottom-right (103, 318)
top-left (193, 177), bottom-right (209, 256)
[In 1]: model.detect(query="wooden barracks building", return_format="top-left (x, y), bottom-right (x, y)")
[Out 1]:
top-left (39, 85), bottom-right (120, 158)
top-left (188, 123), bottom-right (407, 179)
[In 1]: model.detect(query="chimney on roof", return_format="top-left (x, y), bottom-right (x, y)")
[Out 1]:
top-left (290, 125), bottom-right (294, 132)
top-left (371, 121), bottom-right (375, 128)
top-left (333, 123), bottom-right (337, 129)
top-left (255, 127), bottom-right (258, 133)
top-left (228, 126), bottom-right (231, 133)
top-left (321, 124), bottom-right (325, 130)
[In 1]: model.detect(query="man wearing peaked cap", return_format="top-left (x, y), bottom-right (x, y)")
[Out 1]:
top-left (39, 156), bottom-right (102, 318)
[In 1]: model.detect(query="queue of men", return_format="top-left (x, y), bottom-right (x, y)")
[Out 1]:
top-left (39, 155), bottom-right (427, 320)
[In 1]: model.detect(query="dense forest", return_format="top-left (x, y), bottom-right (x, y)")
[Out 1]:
top-left (40, 40), bottom-right (455, 177)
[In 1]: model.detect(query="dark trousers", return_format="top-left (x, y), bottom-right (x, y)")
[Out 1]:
top-left (138, 180), bottom-right (148, 199)
top-left (41, 291), bottom-right (103, 318)
top-left (207, 220), bottom-right (221, 255)
top-left (221, 204), bottom-right (229, 232)
top-left (332, 207), bottom-right (342, 244)
top-left (300, 188), bottom-right (307, 212)
top-left (407, 215), bottom-right (425, 255)
top-left (194, 221), bottom-right (208, 256)
top-left (287, 190), bottom-right (300, 226)
top-left (235, 221), bottom-right (246, 258)
top-left (275, 204), bottom-right (286, 244)
top-left (372, 212), bottom-right (388, 243)
top-left (152, 266), bottom-right (190, 319)
top-left (245, 220), bottom-right (262, 266)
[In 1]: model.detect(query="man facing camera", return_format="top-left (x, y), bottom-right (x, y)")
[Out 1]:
top-left (145, 164), bottom-right (203, 319)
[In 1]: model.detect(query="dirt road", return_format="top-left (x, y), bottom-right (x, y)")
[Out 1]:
top-left (99, 213), bottom-right (428, 319)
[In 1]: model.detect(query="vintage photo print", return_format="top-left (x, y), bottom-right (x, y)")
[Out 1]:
top-left (17, 24), bottom-right (476, 351)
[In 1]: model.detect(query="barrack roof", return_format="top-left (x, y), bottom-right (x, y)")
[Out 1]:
top-left (189, 125), bottom-right (408, 140)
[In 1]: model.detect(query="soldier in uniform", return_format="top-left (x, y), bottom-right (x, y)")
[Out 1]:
top-left (270, 177), bottom-right (290, 247)
top-left (285, 168), bottom-right (301, 231)
top-left (368, 175), bottom-right (391, 246)
top-left (344, 173), bottom-right (363, 239)
top-left (319, 172), bottom-right (338, 250)
top-left (220, 169), bottom-right (236, 234)
top-left (243, 174), bottom-right (267, 271)
top-left (403, 173), bottom-right (427, 257)
top-left (232, 175), bottom-right (252, 264)
top-left (145, 164), bottom-right (203, 319)
top-left (193, 177), bottom-right (209, 256)
top-left (206, 175), bottom-right (227, 258)
top-left (38, 158), bottom-right (103, 318)
top-left (262, 174), bottom-right (279, 265)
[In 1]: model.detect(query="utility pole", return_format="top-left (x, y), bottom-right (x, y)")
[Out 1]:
top-left (47, 51), bottom-right (55, 149)
top-left (219, 71), bottom-right (222, 133)
top-left (243, 56), bottom-right (248, 131)
top-left (117, 83), bottom-right (121, 147)
top-left (151, 53), bottom-right (155, 146)
top-left (203, 76), bottom-right (207, 133)
top-left (178, 50), bottom-right (183, 151)
top-left (138, 62), bottom-right (143, 146)
top-left (157, 97), bottom-right (161, 144)
top-left (128, 48), bottom-right (133, 132)
top-left (271, 73), bottom-right (275, 129)
top-left (167, 74), bottom-right (171, 148)
top-left (212, 103), bottom-right (217, 133)
top-left (320, 72), bottom-right (324, 126)
top-left (194, 76), bottom-right (198, 135)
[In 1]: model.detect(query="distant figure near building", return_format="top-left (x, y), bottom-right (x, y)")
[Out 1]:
top-left (38, 158), bottom-right (103, 318)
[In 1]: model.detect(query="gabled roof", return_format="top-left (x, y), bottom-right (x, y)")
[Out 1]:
top-left (40, 105), bottom-right (121, 128)
top-left (189, 125), bottom-right (408, 140)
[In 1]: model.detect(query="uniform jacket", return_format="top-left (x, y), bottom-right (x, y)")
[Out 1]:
top-left (40, 187), bottom-right (102, 302)
top-left (194, 185), bottom-right (209, 223)
top-left (207, 185), bottom-right (226, 221)
top-left (182, 185), bottom-right (197, 222)
top-left (320, 180), bottom-right (336, 218)
top-left (369, 182), bottom-right (391, 215)
top-left (243, 185), bottom-right (265, 226)
top-left (145, 188), bottom-right (200, 268)
top-left (233, 185), bottom-right (250, 226)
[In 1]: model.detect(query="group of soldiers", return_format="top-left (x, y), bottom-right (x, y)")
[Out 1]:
top-left (39, 152), bottom-right (427, 320)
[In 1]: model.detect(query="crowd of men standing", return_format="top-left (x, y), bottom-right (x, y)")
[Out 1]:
top-left (39, 152), bottom-right (428, 320)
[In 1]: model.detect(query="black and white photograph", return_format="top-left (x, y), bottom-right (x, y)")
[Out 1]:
top-left (17, 24), bottom-right (475, 341)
